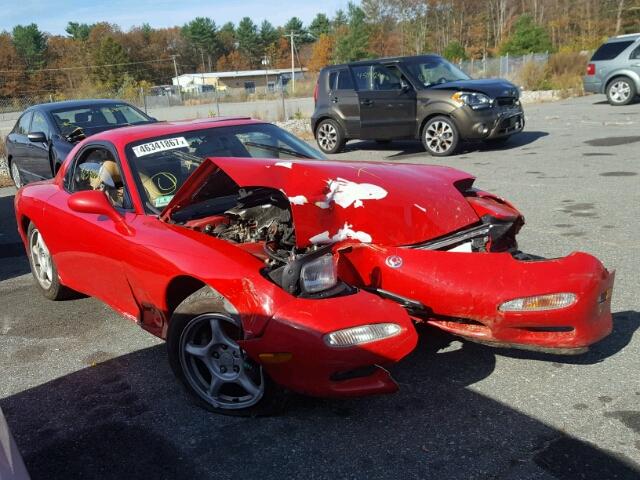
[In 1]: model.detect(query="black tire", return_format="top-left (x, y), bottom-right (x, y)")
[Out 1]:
top-left (26, 222), bottom-right (74, 300)
top-left (9, 159), bottom-right (23, 188)
top-left (606, 77), bottom-right (636, 106)
top-left (167, 287), bottom-right (288, 416)
top-left (315, 118), bottom-right (346, 154)
top-left (421, 116), bottom-right (460, 157)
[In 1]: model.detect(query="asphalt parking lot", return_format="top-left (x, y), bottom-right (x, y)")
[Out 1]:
top-left (0, 94), bottom-right (638, 479)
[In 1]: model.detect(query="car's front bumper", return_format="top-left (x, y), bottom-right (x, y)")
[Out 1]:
top-left (453, 104), bottom-right (525, 140)
top-left (340, 246), bottom-right (614, 353)
top-left (240, 290), bottom-right (418, 397)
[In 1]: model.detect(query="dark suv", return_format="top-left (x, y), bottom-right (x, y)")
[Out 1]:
top-left (311, 55), bottom-right (524, 156)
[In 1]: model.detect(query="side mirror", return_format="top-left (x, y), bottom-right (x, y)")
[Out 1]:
top-left (68, 190), bottom-right (132, 235)
top-left (28, 132), bottom-right (47, 143)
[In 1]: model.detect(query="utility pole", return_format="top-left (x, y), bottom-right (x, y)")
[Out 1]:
top-left (262, 55), bottom-right (270, 95)
top-left (284, 32), bottom-right (299, 94)
top-left (171, 54), bottom-right (182, 102)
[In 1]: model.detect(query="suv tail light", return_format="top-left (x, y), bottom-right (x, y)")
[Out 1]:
top-left (313, 82), bottom-right (319, 105)
top-left (586, 63), bottom-right (595, 76)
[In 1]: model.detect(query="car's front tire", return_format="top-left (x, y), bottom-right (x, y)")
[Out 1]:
top-left (606, 77), bottom-right (636, 106)
top-left (10, 159), bottom-right (23, 188)
top-left (27, 222), bottom-right (73, 300)
top-left (315, 119), bottom-right (346, 154)
top-left (422, 116), bottom-right (460, 156)
top-left (167, 288), bottom-right (287, 416)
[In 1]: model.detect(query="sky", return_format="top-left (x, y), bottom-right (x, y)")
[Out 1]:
top-left (0, 0), bottom-right (350, 35)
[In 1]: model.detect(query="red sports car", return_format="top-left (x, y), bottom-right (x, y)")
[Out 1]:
top-left (14, 117), bottom-right (615, 415)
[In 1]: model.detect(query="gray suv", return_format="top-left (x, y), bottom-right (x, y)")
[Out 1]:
top-left (584, 33), bottom-right (640, 105)
top-left (311, 55), bottom-right (524, 156)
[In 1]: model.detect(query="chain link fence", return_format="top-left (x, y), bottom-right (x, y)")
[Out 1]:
top-left (458, 53), bottom-right (550, 84)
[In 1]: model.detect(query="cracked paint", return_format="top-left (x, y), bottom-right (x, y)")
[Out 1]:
top-left (309, 222), bottom-right (373, 244)
top-left (288, 195), bottom-right (308, 205)
top-left (315, 177), bottom-right (388, 209)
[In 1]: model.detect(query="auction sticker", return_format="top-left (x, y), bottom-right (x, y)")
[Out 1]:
top-left (132, 137), bottom-right (189, 157)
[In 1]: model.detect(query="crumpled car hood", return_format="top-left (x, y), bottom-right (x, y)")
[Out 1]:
top-left (162, 157), bottom-right (481, 248)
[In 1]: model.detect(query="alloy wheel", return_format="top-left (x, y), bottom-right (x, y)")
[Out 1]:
top-left (425, 121), bottom-right (454, 154)
top-left (179, 313), bottom-right (264, 410)
top-left (609, 81), bottom-right (631, 103)
top-left (10, 162), bottom-right (22, 188)
top-left (317, 122), bottom-right (338, 151)
top-left (30, 229), bottom-right (53, 290)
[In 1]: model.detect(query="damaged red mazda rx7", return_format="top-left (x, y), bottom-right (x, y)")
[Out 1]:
top-left (14, 117), bottom-right (615, 415)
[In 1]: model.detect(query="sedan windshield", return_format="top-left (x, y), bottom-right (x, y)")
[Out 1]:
top-left (125, 123), bottom-right (325, 212)
top-left (52, 103), bottom-right (153, 139)
top-left (402, 56), bottom-right (470, 88)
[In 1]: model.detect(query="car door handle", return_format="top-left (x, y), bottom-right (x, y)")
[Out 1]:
top-left (331, 96), bottom-right (339, 103)
top-left (361, 99), bottom-right (374, 107)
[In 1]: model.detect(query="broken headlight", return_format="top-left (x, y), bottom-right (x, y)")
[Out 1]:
top-left (300, 254), bottom-right (337, 293)
top-left (498, 293), bottom-right (577, 312)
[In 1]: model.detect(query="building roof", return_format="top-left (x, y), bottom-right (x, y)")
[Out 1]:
top-left (174, 67), bottom-right (307, 80)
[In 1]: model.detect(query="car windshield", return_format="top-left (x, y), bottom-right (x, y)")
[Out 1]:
top-left (52, 103), bottom-right (152, 139)
top-left (402, 56), bottom-right (470, 88)
top-left (125, 123), bottom-right (325, 213)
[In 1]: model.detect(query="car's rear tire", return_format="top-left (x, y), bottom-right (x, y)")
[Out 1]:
top-left (10, 160), bottom-right (23, 188)
top-left (606, 77), bottom-right (636, 106)
top-left (422, 116), bottom-right (460, 157)
top-left (315, 119), bottom-right (346, 154)
top-left (167, 287), bottom-right (287, 416)
top-left (27, 222), bottom-right (73, 300)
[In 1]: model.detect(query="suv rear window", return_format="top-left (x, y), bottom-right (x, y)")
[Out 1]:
top-left (591, 41), bottom-right (634, 61)
top-left (328, 69), bottom-right (353, 90)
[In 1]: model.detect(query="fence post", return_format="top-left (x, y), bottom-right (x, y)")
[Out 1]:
top-left (281, 83), bottom-right (286, 121)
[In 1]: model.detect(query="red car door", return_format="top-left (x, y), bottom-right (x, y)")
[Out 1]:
top-left (41, 145), bottom-right (141, 319)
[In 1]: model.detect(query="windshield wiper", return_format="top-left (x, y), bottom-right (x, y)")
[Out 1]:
top-left (243, 141), bottom-right (312, 159)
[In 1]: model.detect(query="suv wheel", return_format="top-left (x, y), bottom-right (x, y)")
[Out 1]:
top-left (607, 77), bottom-right (636, 106)
top-left (422, 116), bottom-right (460, 157)
top-left (316, 119), bottom-right (345, 154)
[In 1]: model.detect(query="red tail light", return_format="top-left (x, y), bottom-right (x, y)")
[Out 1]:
top-left (586, 63), bottom-right (595, 76)
top-left (313, 82), bottom-right (319, 104)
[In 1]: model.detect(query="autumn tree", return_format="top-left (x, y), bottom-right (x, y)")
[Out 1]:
top-left (308, 33), bottom-right (334, 71)
top-left (93, 36), bottom-right (129, 91)
top-left (216, 50), bottom-right (251, 71)
top-left (0, 33), bottom-right (24, 96)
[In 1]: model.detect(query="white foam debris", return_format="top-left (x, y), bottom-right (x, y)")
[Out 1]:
top-left (414, 203), bottom-right (427, 213)
top-left (275, 161), bottom-right (293, 169)
top-left (309, 222), bottom-right (372, 244)
top-left (316, 177), bottom-right (387, 209)
top-left (288, 195), bottom-right (308, 205)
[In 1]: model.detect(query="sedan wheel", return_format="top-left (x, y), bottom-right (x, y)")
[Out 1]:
top-left (30, 228), bottom-right (53, 290)
top-left (10, 161), bottom-right (22, 188)
top-left (607, 78), bottom-right (636, 106)
top-left (179, 313), bottom-right (264, 410)
top-left (422, 116), bottom-right (460, 156)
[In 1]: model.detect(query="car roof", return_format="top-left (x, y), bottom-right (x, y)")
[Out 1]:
top-left (86, 116), bottom-right (263, 145)
top-left (325, 54), bottom-right (443, 70)
top-left (27, 99), bottom-right (137, 113)
top-left (605, 32), bottom-right (640, 43)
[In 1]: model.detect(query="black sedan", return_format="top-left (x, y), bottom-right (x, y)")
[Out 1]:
top-left (6, 99), bottom-right (155, 187)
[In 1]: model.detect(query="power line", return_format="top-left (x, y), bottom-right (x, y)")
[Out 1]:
top-left (0, 57), bottom-right (175, 74)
